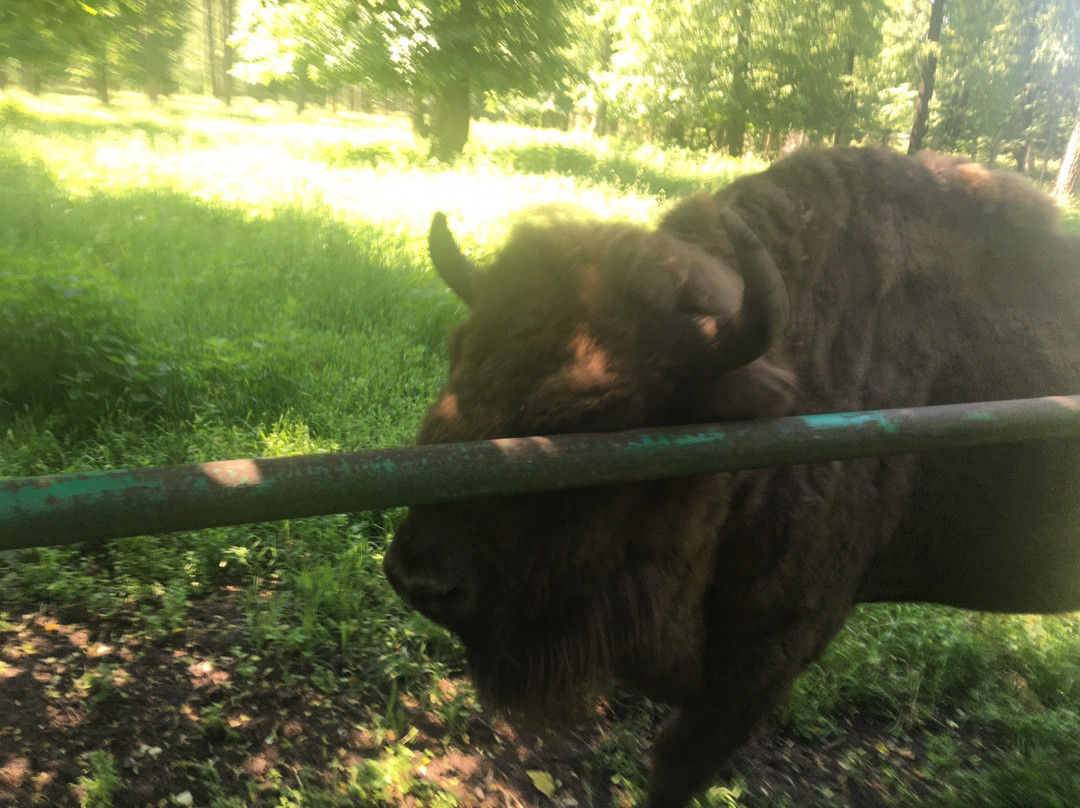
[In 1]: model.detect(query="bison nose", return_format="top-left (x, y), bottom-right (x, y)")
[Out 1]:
top-left (384, 533), bottom-right (476, 630)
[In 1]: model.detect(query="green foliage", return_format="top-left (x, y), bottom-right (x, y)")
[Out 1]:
top-left (783, 605), bottom-right (989, 733)
top-left (1061, 200), bottom-right (1080, 233)
top-left (0, 0), bottom-right (98, 83)
top-left (229, 0), bottom-right (358, 93)
top-left (77, 749), bottom-right (120, 808)
top-left (408, 0), bottom-right (574, 97)
top-left (0, 96), bottom-right (30, 124)
top-left (0, 0), bottom-right (188, 101)
top-left (110, 0), bottom-right (189, 99)
top-left (784, 606), bottom-right (1080, 738)
top-left (0, 250), bottom-right (169, 417)
top-left (564, 0), bottom-right (890, 152)
top-left (938, 744), bottom-right (1080, 807)
top-left (230, 0), bottom-right (575, 106)
top-left (927, 0), bottom-right (1080, 165)
top-left (345, 744), bottom-right (458, 807)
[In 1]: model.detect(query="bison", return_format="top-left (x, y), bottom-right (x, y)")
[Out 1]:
top-left (384, 146), bottom-right (1080, 808)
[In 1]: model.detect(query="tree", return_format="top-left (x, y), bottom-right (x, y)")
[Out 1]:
top-left (908, 0), bottom-right (945, 153)
top-left (1056, 102), bottom-right (1080, 199)
top-left (65, 0), bottom-right (126, 104)
top-left (722, 0), bottom-right (751, 155)
top-left (395, 0), bottom-right (575, 161)
top-left (198, 0), bottom-right (238, 100)
top-left (232, 0), bottom-right (573, 153)
top-left (107, 0), bottom-right (188, 101)
top-left (0, 0), bottom-right (99, 92)
top-left (231, 0), bottom-right (390, 113)
top-left (834, 0), bottom-right (888, 145)
top-left (221, 0), bottom-right (236, 103)
top-left (567, 0), bottom-right (890, 154)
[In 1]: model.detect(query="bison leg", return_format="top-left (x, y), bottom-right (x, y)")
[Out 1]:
top-left (644, 617), bottom-right (846, 808)
top-left (644, 694), bottom-right (777, 808)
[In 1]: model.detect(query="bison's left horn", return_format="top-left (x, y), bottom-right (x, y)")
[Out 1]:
top-left (716, 208), bottom-right (789, 369)
top-left (430, 212), bottom-right (480, 305)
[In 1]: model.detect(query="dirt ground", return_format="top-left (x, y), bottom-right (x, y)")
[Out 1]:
top-left (0, 590), bottom-right (974, 807)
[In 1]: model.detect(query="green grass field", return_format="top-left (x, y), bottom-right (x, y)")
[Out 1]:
top-left (1, 91), bottom-right (1079, 808)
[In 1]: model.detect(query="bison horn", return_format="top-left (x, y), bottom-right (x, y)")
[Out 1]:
top-left (429, 212), bottom-right (479, 305)
top-left (715, 208), bottom-right (789, 370)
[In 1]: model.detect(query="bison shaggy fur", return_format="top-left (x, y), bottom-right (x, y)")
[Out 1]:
top-left (384, 146), bottom-right (1080, 808)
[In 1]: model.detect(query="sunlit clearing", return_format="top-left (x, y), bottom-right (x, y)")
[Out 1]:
top-left (5, 92), bottom-right (662, 246)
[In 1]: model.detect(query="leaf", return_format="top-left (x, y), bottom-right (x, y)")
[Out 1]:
top-left (527, 769), bottom-right (557, 798)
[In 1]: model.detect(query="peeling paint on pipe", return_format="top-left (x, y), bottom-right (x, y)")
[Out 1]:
top-left (2, 395), bottom-right (1080, 551)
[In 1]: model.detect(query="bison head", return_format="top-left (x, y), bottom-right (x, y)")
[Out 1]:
top-left (384, 207), bottom-right (794, 719)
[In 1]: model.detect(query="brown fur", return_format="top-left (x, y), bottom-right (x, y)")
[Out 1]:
top-left (384, 147), bottom-right (1080, 808)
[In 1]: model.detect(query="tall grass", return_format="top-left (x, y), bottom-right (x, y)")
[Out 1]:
top-left (1, 91), bottom-right (1078, 807)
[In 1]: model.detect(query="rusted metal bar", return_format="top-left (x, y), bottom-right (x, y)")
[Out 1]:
top-left (2, 395), bottom-right (1080, 552)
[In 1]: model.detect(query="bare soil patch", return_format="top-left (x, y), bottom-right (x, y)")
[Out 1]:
top-left (0, 590), bottom-right (984, 807)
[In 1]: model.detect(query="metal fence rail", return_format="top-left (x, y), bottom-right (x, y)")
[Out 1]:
top-left (2, 395), bottom-right (1080, 552)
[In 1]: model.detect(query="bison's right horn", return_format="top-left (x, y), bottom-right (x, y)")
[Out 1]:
top-left (429, 212), bottom-right (479, 305)
top-left (715, 208), bottom-right (789, 370)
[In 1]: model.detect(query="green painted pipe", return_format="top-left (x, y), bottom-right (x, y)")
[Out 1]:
top-left (2, 395), bottom-right (1080, 551)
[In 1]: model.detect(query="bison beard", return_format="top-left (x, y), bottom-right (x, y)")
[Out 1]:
top-left (458, 561), bottom-right (651, 722)
top-left (384, 146), bottom-right (1080, 808)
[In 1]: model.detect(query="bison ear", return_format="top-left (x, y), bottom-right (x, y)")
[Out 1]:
top-left (429, 212), bottom-right (480, 305)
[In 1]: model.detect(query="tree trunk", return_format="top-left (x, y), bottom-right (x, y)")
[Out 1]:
top-left (411, 90), bottom-right (431, 137)
top-left (594, 97), bottom-right (617, 137)
top-left (833, 45), bottom-right (857, 146)
top-left (1054, 103), bottom-right (1080, 201)
top-left (221, 0), bottom-right (235, 105)
top-left (23, 64), bottom-right (41, 95)
top-left (1013, 1), bottom-right (1042, 173)
top-left (429, 78), bottom-right (470, 162)
top-left (593, 27), bottom-right (616, 137)
top-left (203, 0), bottom-right (220, 97)
top-left (908, 0), bottom-right (945, 154)
top-left (95, 52), bottom-right (110, 105)
top-left (724, 0), bottom-right (752, 156)
top-left (295, 64), bottom-right (309, 114)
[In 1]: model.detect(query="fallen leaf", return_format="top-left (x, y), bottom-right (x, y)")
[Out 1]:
top-left (527, 769), bottom-right (557, 798)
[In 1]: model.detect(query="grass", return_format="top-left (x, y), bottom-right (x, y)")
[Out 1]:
top-left (0, 90), bottom-right (1078, 807)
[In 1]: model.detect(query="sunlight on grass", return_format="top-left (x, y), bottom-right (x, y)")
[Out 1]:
top-left (2, 91), bottom-right (668, 250)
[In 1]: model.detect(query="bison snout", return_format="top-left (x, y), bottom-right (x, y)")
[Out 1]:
top-left (384, 525), bottom-right (479, 631)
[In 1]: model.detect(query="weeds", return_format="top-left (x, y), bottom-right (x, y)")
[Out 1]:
top-left (347, 743), bottom-right (459, 807)
top-left (76, 749), bottom-right (120, 808)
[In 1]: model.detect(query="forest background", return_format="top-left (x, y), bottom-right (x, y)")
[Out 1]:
top-left (2, 0), bottom-right (1080, 187)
